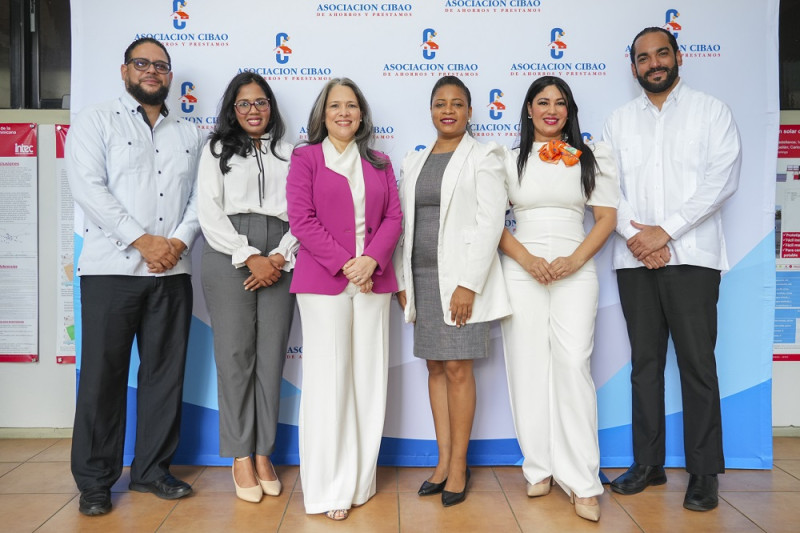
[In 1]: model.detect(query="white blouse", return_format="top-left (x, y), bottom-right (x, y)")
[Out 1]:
top-left (322, 137), bottom-right (366, 256)
top-left (198, 138), bottom-right (298, 268)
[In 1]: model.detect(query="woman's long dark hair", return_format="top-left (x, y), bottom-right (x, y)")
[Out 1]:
top-left (304, 77), bottom-right (387, 169)
top-left (209, 72), bottom-right (287, 174)
top-left (516, 76), bottom-right (597, 198)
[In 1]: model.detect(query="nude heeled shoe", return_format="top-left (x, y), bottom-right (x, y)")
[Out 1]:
top-left (233, 457), bottom-right (263, 503)
top-left (256, 462), bottom-right (282, 496)
top-left (526, 476), bottom-right (553, 497)
top-left (570, 492), bottom-right (600, 522)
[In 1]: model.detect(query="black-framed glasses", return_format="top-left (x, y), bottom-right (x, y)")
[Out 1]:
top-left (126, 58), bottom-right (172, 74)
top-left (234, 99), bottom-right (270, 114)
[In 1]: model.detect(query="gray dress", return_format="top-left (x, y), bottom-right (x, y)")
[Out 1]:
top-left (412, 152), bottom-right (489, 360)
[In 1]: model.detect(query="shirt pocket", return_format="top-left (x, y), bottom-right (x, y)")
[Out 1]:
top-left (108, 140), bottom-right (149, 172)
top-left (616, 135), bottom-right (642, 178)
top-left (681, 128), bottom-right (708, 184)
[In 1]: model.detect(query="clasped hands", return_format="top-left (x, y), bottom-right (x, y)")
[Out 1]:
top-left (343, 255), bottom-right (378, 293)
top-left (626, 221), bottom-right (672, 269)
top-left (243, 253), bottom-right (286, 291)
top-left (521, 253), bottom-right (583, 285)
top-left (133, 234), bottom-right (186, 274)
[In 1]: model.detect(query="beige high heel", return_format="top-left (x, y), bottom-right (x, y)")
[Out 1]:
top-left (526, 476), bottom-right (553, 497)
top-left (233, 457), bottom-right (262, 503)
top-left (570, 492), bottom-right (600, 522)
top-left (256, 461), bottom-right (282, 497)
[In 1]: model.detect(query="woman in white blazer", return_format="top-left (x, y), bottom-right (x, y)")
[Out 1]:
top-left (395, 76), bottom-right (510, 507)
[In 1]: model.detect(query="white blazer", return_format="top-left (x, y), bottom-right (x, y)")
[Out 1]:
top-left (394, 134), bottom-right (511, 325)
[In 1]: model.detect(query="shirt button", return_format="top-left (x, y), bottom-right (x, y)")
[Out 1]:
top-left (159, 217), bottom-right (163, 221)
top-left (116, 240), bottom-right (122, 246)
top-left (158, 171), bottom-right (162, 174)
top-left (160, 193), bottom-right (164, 197)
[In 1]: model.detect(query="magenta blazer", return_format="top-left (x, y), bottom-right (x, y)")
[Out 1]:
top-left (286, 143), bottom-right (402, 295)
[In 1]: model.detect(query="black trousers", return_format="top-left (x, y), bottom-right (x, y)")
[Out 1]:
top-left (617, 265), bottom-right (725, 475)
top-left (71, 274), bottom-right (193, 491)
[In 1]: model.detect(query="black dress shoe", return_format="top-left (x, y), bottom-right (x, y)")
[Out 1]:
top-left (442, 468), bottom-right (470, 507)
top-left (610, 463), bottom-right (667, 495)
top-left (418, 477), bottom-right (447, 496)
top-left (79, 487), bottom-right (111, 516)
top-left (129, 474), bottom-right (193, 500)
top-left (683, 474), bottom-right (718, 511)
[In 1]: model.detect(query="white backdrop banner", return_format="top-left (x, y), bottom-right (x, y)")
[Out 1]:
top-left (70, 0), bottom-right (777, 468)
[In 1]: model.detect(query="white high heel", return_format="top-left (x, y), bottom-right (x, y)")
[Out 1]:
top-left (233, 457), bottom-right (262, 503)
top-left (256, 461), bottom-right (282, 496)
top-left (570, 492), bottom-right (600, 522)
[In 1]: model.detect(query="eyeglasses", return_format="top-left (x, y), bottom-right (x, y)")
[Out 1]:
top-left (234, 99), bottom-right (270, 114)
top-left (126, 58), bottom-right (172, 74)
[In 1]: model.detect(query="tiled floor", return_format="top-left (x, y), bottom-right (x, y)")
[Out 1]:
top-left (1, 438), bottom-right (800, 532)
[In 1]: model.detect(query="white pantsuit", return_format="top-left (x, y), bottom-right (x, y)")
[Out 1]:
top-left (296, 286), bottom-right (391, 513)
top-left (500, 142), bottom-right (618, 498)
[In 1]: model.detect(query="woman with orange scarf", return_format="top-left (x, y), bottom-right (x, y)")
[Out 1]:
top-left (499, 76), bottom-right (618, 522)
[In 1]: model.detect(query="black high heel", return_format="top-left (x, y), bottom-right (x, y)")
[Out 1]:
top-left (418, 477), bottom-right (447, 496)
top-left (441, 468), bottom-right (471, 507)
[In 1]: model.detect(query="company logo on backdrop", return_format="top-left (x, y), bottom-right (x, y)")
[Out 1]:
top-left (180, 82), bottom-right (197, 113)
top-left (274, 33), bottom-right (292, 64)
top-left (549, 28), bottom-right (567, 59)
top-left (582, 131), bottom-right (593, 143)
top-left (135, 2), bottom-right (230, 48)
top-left (176, 81), bottom-right (217, 131)
top-left (663, 9), bottom-right (681, 39)
top-left (623, 10), bottom-right (722, 60)
top-left (471, 88), bottom-right (519, 139)
top-left (487, 89), bottom-right (506, 120)
top-left (510, 27), bottom-right (606, 77)
top-left (384, 29), bottom-right (480, 77)
top-left (171, 0), bottom-right (189, 30)
top-left (443, 0), bottom-right (542, 14)
top-left (241, 34), bottom-right (332, 82)
top-left (315, 3), bottom-right (414, 17)
top-left (286, 345), bottom-right (302, 359)
top-left (422, 28), bottom-right (439, 60)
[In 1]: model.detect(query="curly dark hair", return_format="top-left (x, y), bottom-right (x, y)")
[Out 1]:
top-left (208, 72), bottom-right (287, 174)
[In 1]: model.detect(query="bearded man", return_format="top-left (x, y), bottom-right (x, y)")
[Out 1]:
top-left (66, 37), bottom-right (203, 516)
top-left (603, 27), bottom-right (742, 512)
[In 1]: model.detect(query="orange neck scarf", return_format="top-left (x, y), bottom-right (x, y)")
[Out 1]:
top-left (538, 140), bottom-right (582, 167)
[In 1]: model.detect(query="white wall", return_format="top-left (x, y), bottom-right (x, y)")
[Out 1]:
top-left (0, 109), bottom-right (75, 433)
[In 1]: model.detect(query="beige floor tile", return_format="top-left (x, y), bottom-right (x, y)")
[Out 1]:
top-left (613, 490), bottom-right (762, 532)
top-left (160, 490), bottom-right (289, 532)
top-left (0, 493), bottom-right (74, 532)
top-left (774, 437), bottom-right (800, 460)
top-left (0, 461), bottom-right (77, 494)
top-left (0, 439), bottom-right (59, 463)
top-left (0, 463), bottom-right (18, 478)
top-left (397, 467), bottom-right (432, 493)
top-left (29, 438), bottom-right (72, 462)
top-left (719, 467), bottom-right (800, 492)
top-left (508, 488), bottom-right (640, 532)
top-left (280, 491), bottom-right (398, 532)
top-left (36, 492), bottom-right (177, 533)
top-left (775, 459), bottom-right (800, 480)
top-left (398, 490), bottom-right (519, 533)
top-left (377, 466), bottom-right (397, 492)
top-left (492, 465), bottom-right (528, 494)
top-left (722, 491), bottom-right (800, 533)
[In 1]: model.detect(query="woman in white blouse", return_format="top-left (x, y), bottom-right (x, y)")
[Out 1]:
top-left (198, 72), bottom-right (297, 503)
top-left (499, 76), bottom-right (618, 522)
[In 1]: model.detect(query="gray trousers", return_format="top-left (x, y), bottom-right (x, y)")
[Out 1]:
top-left (201, 214), bottom-right (295, 457)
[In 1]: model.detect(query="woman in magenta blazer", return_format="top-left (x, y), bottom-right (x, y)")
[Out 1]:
top-left (286, 77), bottom-right (402, 521)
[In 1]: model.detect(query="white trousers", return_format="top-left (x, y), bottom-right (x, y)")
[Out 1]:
top-left (296, 284), bottom-right (391, 514)
top-left (500, 256), bottom-right (603, 498)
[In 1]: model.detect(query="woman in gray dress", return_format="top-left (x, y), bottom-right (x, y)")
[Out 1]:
top-left (394, 76), bottom-right (510, 507)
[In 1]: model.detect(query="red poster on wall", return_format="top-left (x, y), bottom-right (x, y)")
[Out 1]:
top-left (0, 123), bottom-right (39, 362)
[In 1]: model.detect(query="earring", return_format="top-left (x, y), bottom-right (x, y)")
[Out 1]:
top-left (561, 132), bottom-right (568, 141)
top-left (527, 115), bottom-right (532, 119)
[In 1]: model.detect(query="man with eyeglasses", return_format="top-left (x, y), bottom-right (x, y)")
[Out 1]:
top-left (66, 36), bottom-right (204, 516)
